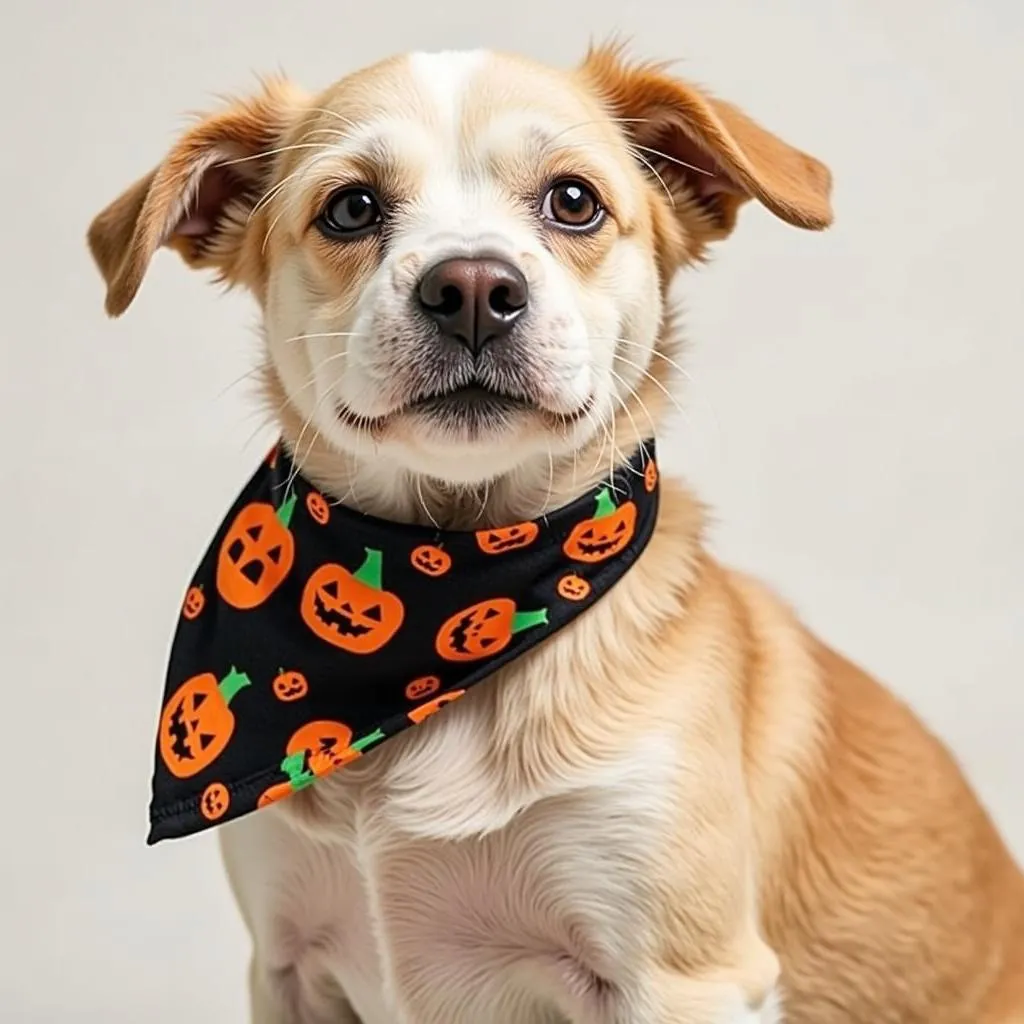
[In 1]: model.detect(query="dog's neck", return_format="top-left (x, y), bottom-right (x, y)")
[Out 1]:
top-left (259, 359), bottom-right (672, 531)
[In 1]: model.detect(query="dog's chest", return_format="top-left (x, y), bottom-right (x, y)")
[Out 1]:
top-left (230, 701), bottom-right (678, 1024)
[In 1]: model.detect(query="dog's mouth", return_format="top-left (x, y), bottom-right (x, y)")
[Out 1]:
top-left (335, 385), bottom-right (592, 435)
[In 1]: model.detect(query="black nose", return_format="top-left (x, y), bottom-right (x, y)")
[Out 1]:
top-left (417, 257), bottom-right (529, 354)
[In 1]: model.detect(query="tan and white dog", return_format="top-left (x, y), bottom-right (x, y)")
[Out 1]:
top-left (88, 46), bottom-right (1024, 1024)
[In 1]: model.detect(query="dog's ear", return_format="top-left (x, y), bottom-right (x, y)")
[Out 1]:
top-left (87, 77), bottom-right (307, 317)
top-left (579, 45), bottom-right (832, 244)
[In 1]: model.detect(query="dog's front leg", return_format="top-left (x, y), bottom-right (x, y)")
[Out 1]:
top-left (547, 941), bottom-right (781, 1024)
top-left (618, 956), bottom-right (782, 1024)
top-left (249, 955), bottom-right (365, 1024)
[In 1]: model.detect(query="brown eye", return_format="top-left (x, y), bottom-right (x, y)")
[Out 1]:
top-left (541, 179), bottom-right (604, 231)
top-left (317, 187), bottom-right (382, 239)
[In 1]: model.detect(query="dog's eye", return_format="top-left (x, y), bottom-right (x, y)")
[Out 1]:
top-left (317, 187), bottom-right (383, 239)
top-left (541, 179), bottom-right (604, 232)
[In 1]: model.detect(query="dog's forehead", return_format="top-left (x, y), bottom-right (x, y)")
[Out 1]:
top-left (314, 50), bottom-right (613, 160)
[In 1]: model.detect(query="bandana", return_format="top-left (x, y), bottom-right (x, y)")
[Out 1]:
top-left (149, 439), bottom-right (660, 843)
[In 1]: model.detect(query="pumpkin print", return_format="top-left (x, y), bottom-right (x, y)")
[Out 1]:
top-left (257, 781), bottom-right (295, 808)
top-left (159, 667), bottom-right (251, 778)
top-left (644, 458), bottom-right (658, 493)
top-left (182, 585), bottom-right (205, 620)
top-left (200, 782), bottom-right (230, 821)
top-left (272, 669), bottom-right (308, 702)
top-left (408, 690), bottom-right (466, 725)
top-left (286, 721), bottom-right (386, 778)
top-left (405, 675), bottom-right (441, 701)
top-left (476, 522), bottom-right (540, 555)
top-left (436, 599), bottom-right (548, 662)
top-left (258, 750), bottom-right (316, 808)
top-left (301, 549), bottom-right (405, 654)
top-left (410, 544), bottom-right (452, 577)
top-left (216, 493), bottom-right (297, 609)
top-left (557, 573), bottom-right (591, 601)
top-left (306, 491), bottom-right (330, 525)
top-left (287, 720), bottom-right (358, 778)
top-left (563, 488), bottom-right (637, 563)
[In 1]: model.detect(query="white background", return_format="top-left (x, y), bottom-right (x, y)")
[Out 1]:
top-left (1, 1), bottom-right (1021, 1020)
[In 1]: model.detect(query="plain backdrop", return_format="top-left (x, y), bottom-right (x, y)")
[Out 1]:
top-left (1, 0), bottom-right (1022, 1020)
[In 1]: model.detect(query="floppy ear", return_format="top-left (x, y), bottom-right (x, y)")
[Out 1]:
top-left (87, 77), bottom-right (307, 317)
top-left (579, 45), bottom-right (833, 242)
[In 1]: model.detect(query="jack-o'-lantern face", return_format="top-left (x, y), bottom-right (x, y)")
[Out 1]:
top-left (476, 522), bottom-right (540, 555)
top-left (405, 675), bottom-right (441, 701)
top-left (557, 573), bottom-right (591, 601)
top-left (182, 586), bottom-right (205, 620)
top-left (644, 458), bottom-right (658, 493)
top-left (410, 545), bottom-right (451, 577)
top-left (301, 549), bottom-right (404, 654)
top-left (159, 667), bottom-right (251, 778)
top-left (563, 488), bottom-right (637, 563)
top-left (408, 690), bottom-right (466, 724)
top-left (436, 599), bottom-right (548, 662)
top-left (200, 782), bottom-right (230, 821)
top-left (306, 491), bottom-right (330, 525)
top-left (217, 495), bottom-right (297, 609)
top-left (287, 720), bottom-right (359, 777)
top-left (272, 669), bottom-right (308, 702)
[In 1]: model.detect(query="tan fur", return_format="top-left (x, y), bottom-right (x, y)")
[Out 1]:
top-left (89, 45), bottom-right (1023, 1024)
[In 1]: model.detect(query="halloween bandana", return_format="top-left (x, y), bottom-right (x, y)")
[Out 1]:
top-left (149, 440), bottom-right (660, 842)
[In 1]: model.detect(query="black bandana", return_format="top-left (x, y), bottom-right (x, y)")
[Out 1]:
top-left (149, 440), bottom-right (660, 842)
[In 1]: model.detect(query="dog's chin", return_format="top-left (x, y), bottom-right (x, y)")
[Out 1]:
top-left (331, 385), bottom-right (595, 484)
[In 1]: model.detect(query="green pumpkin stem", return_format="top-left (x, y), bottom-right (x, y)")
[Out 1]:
top-left (218, 666), bottom-right (252, 705)
top-left (280, 752), bottom-right (315, 791)
top-left (512, 608), bottom-right (549, 634)
top-left (592, 487), bottom-right (618, 520)
top-left (277, 492), bottom-right (297, 528)
top-left (351, 728), bottom-right (386, 753)
top-left (353, 548), bottom-right (384, 590)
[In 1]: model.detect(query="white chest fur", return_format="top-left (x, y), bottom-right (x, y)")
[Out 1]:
top-left (221, 677), bottom-right (680, 1024)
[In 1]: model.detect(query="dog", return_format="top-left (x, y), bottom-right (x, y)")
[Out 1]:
top-left (88, 45), bottom-right (1024, 1024)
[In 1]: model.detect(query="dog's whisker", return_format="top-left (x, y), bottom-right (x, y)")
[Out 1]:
top-left (612, 352), bottom-right (688, 421)
top-left (216, 142), bottom-right (336, 170)
top-left (630, 142), bottom-right (715, 178)
top-left (539, 116), bottom-right (655, 155)
top-left (284, 331), bottom-right (365, 345)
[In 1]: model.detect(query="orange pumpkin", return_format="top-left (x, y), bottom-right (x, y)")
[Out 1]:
top-left (410, 544), bottom-right (452, 577)
top-left (301, 549), bottom-right (404, 654)
top-left (405, 675), bottom-right (441, 701)
top-left (436, 599), bottom-right (548, 662)
top-left (159, 667), bottom-right (251, 778)
top-left (199, 782), bottom-right (230, 821)
top-left (182, 585), bottom-right (205, 620)
top-left (563, 488), bottom-right (637, 563)
top-left (216, 494), bottom-right (297, 609)
top-left (287, 720), bottom-right (358, 778)
top-left (272, 669), bottom-right (309, 702)
top-left (557, 573), bottom-right (591, 601)
top-left (257, 750), bottom-right (316, 808)
top-left (257, 781), bottom-right (295, 809)
top-left (286, 721), bottom-right (386, 778)
top-left (476, 522), bottom-right (540, 555)
top-left (408, 690), bottom-right (466, 724)
top-left (306, 491), bottom-right (330, 525)
top-left (644, 458), bottom-right (658, 493)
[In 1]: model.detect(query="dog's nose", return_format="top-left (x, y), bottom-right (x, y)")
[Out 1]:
top-left (417, 257), bottom-right (528, 354)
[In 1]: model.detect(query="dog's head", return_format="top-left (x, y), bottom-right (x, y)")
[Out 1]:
top-left (89, 46), bottom-right (831, 518)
